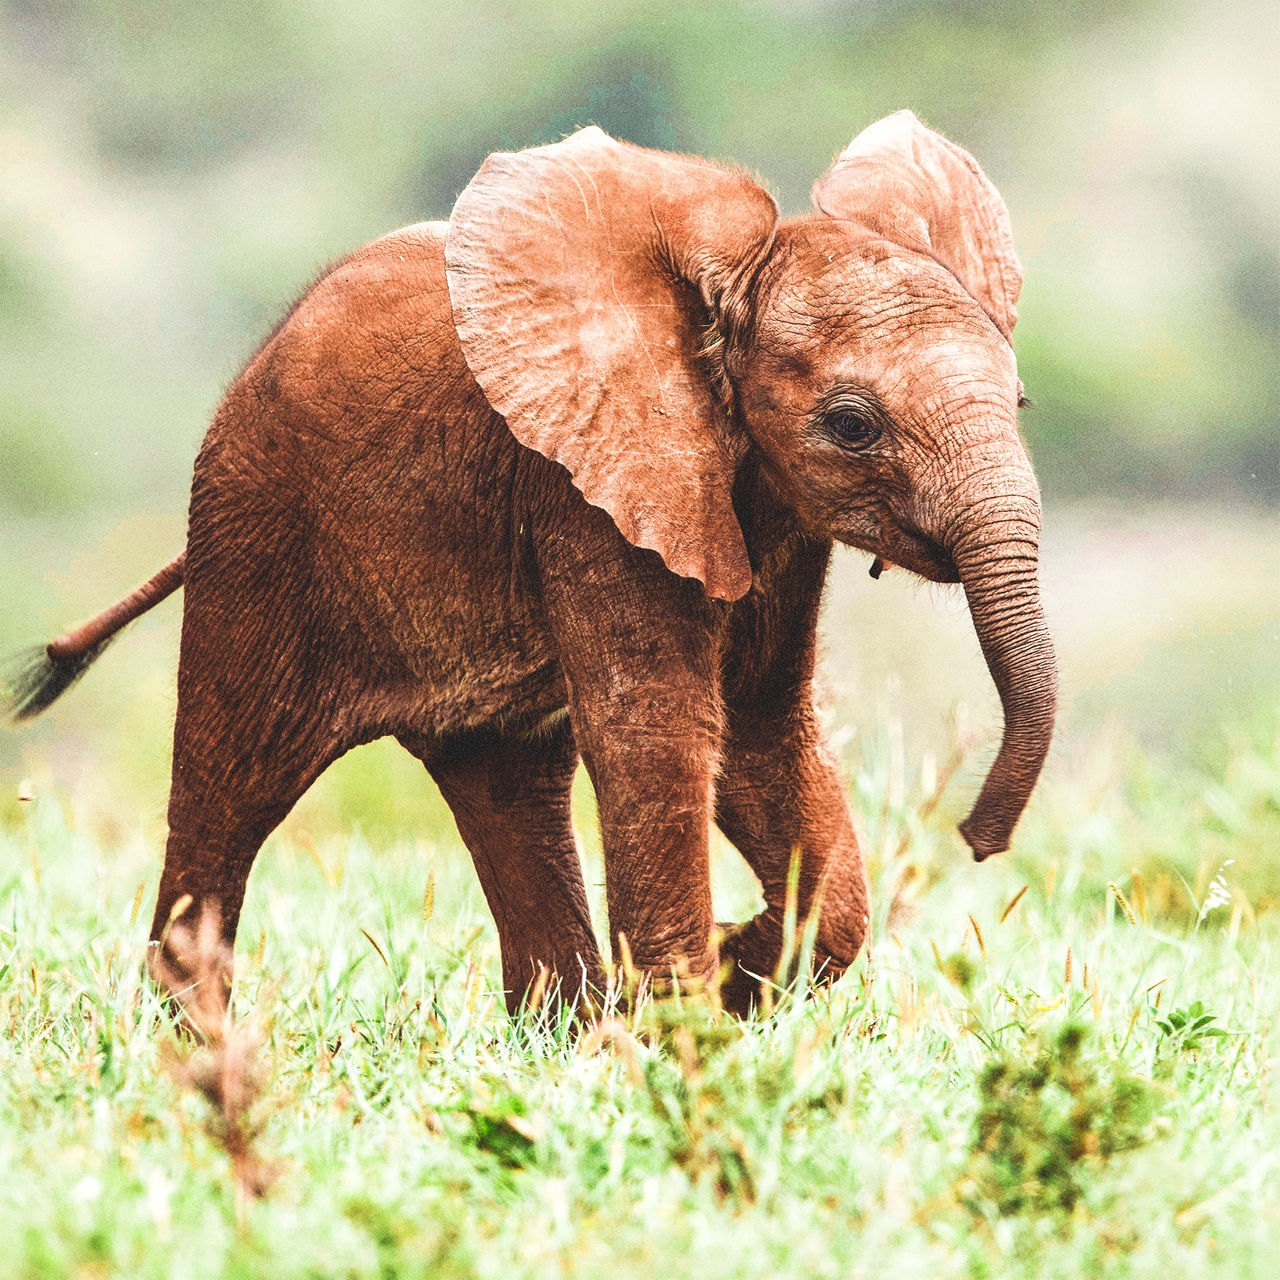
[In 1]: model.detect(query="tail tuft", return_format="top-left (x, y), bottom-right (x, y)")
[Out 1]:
top-left (3, 641), bottom-right (113, 721)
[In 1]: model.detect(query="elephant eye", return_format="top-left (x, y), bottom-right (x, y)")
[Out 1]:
top-left (824, 407), bottom-right (881, 451)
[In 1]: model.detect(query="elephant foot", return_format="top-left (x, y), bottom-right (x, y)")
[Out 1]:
top-left (717, 914), bottom-right (860, 1018)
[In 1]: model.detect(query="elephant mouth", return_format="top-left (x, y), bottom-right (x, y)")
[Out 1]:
top-left (864, 526), bottom-right (959, 585)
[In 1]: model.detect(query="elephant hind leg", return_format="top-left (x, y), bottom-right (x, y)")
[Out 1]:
top-left (148, 582), bottom-right (351, 1026)
top-left (149, 726), bottom-right (342, 1026)
top-left (406, 718), bottom-right (602, 1016)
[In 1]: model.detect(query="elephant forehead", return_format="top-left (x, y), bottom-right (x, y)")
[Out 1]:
top-left (755, 222), bottom-right (995, 355)
top-left (745, 298), bottom-right (1018, 430)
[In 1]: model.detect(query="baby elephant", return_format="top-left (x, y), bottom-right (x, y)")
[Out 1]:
top-left (9, 112), bottom-right (1055, 1016)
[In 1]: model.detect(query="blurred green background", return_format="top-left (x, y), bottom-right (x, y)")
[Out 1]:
top-left (1, 0), bottom-right (1277, 883)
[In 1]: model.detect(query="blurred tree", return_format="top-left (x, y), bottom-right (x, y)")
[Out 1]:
top-left (0, 0), bottom-right (1275, 520)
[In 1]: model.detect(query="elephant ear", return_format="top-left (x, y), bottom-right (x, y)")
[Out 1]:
top-left (446, 127), bottom-right (777, 601)
top-left (812, 110), bottom-right (1021, 342)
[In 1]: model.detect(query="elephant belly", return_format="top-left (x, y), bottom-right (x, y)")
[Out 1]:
top-left (310, 428), bottom-right (570, 741)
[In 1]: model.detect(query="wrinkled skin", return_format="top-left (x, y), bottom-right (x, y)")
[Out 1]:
top-left (124, 112), bottom-right (1056, 1017)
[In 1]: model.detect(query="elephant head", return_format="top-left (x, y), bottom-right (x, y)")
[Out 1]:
top-left (445, 111), bottom-right (1056, 861)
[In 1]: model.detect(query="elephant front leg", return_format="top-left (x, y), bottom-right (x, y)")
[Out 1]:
top-left (573, 692), bottom-right (724, 994)
top-left (586, 711), bottom-right (727, 988)
top-left (715, 704), bottom-right (870, 1015)
top-left (540, 508), bottom-right (730, 998)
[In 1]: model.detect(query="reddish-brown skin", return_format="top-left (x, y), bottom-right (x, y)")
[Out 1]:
top-left (151, 220), bottom-right (867, 1012)
top-left (26, 114), bottom-right (1057, 1019)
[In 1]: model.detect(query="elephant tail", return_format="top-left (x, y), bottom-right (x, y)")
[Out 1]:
top-left (4, 551), bottom-right (186, 721)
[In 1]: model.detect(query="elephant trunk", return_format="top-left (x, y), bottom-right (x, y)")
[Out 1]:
top-left (950, 499), bottom-right (1057, 861)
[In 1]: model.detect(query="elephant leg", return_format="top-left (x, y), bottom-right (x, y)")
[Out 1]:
top-left (552, 615), bottom-right (724, 988)
top-left (715, 703), bottom-right (870, 1015)
top-left (574, 695), bottom-right (723, 991)
top-left (147, 563), bottom-right (348, 1025)
top-left (536, 500), bottom-right (729, 994)
top-left (572, 692), bottom-right (723, 992)
top-left (407, 718), bottom-right (602, 1015)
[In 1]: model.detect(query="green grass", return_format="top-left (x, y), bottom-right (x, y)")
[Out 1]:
top-left (3, 713), bottom-right (1280, 1279)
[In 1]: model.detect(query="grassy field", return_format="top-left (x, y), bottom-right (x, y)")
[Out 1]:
top-left (2, 505), bottom-right (1279, 1278)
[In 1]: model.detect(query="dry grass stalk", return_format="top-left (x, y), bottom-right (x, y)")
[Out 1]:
top-left (885, 719), bottom-right (982, 926)
top-left (998, 884), bottom-right (1028, 924)
top-left (152, 902), bottom-right (276, 1211)
top-left (1108, 881), bottom-right (1138, 926)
